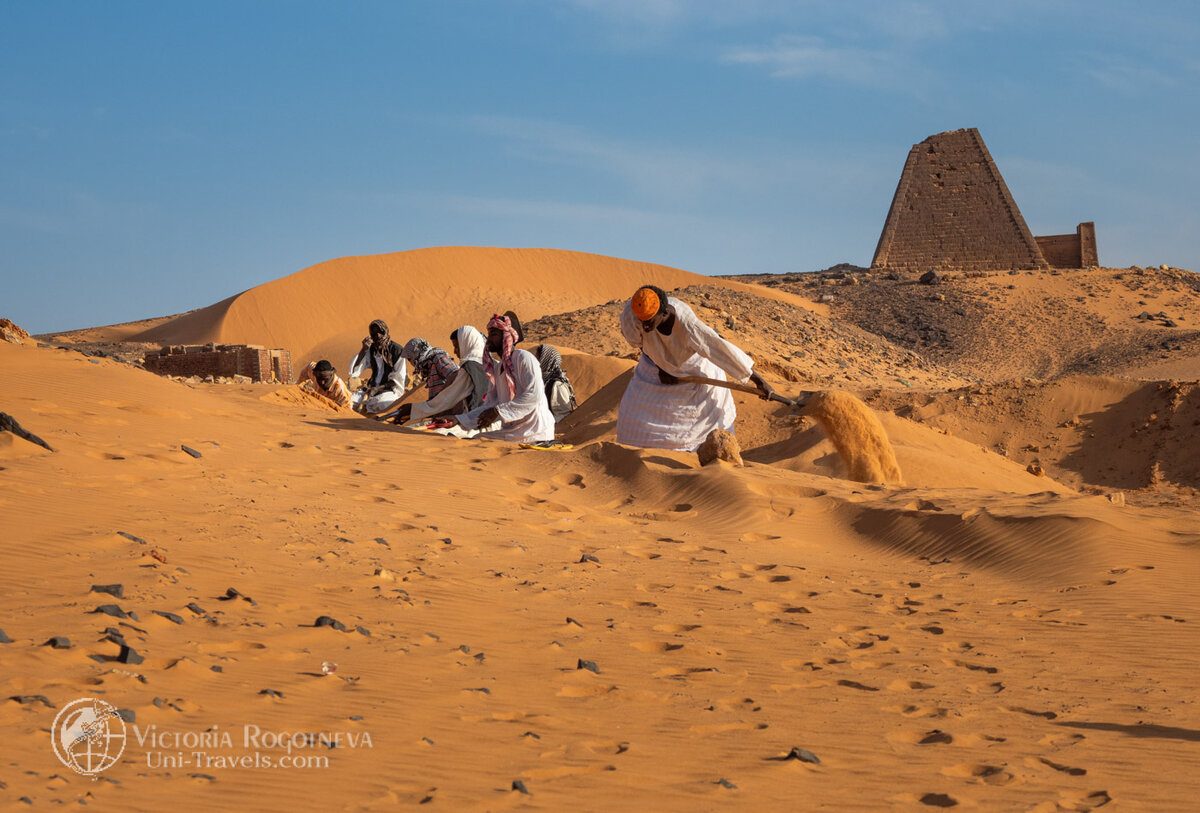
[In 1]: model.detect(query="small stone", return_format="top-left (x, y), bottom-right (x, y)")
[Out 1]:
top-left (0, 629), bottom-right (10, 644)
top-left (716, 778), bottom-right (737, 789)
top-left (153, 610), bottom-right (184, 625)
top-left (91, 604), bottom-right (130, 619)
top-left (259, 689), bottom-right (285, 698)
top-left (9, 695), bottom-right (55, 709)
top-left (781, 747), bottom-right (821, 764)
top-left (117, 531), bottom-right (148, 545)
top-left (565, 617), bottom-right (583, 627)
top-left (577, 553), bottom-right (600, 564)
top-left (118, 645), bottom-right (144, 665)
top-left (511, 780), bottom-right (531, 795)
top-left (1026, 462), bottom-right (1045, 477)
top-left (185, 602), bottom-right (206, 615)
top-left (43, 636), bottom-right (72, 649)
top-left (218, 587), bottom-right (256, 605)
top-left (577, 659), bottom-right (600, 674)
top-left (313, 616), bottom-right (347, 631)
top-left (919, 269), bottom-right (942, 285)
top-left (1107, 492), bottom-right (1125, 506)
top-left (356, 625), bottom-right (371, 636)
top-left (115, 709), bottom-right (135, 723)
top-left (181, 445), bottom-right (203, 459)
top-left (91, 584), bottom-right (125, 599)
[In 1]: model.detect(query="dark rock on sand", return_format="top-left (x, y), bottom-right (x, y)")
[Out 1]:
top-left (118, 645), bottom-right (145, 665)
top-left (218, 587), bottom-right (256, 605)
top-left (43, 636), bottom-right (72, 649)
top-left (769, 746), bottom-right (821, 764)
top-left (91, 584), bottom-right (125, 599)
top-left (313, 616), bottom-right (347, 631)
top-left (9, 695), bottom-right (55, 708)
top-left (0, 412), bottom-right (54, 451)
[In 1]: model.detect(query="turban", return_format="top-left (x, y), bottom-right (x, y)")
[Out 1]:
top-left (485, 313), bottom-right (520, 392)
top-left (631, 286), bottom-right (666, 321)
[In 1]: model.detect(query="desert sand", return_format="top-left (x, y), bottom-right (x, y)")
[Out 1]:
top-left (3, 248), bottom-right (1199, 811)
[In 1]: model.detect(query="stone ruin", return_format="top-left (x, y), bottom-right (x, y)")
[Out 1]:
top-left (871, 128), bottom-right (1098, 273)
top-left (144, 344), bottom-right (292, 383)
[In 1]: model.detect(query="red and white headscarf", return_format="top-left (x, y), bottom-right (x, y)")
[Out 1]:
top-left (484, 313), bottom-right (519, 392)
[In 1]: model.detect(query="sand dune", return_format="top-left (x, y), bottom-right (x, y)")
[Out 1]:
top-left (5, 277), bottom-right (1200, 810)
top-left (89, 247), bottom-right (818, 373)
top-left (7, 253), bottom-right (1200, 810)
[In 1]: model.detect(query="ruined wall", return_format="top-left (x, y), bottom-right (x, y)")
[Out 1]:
top-left (1034, 222), bottom-right (1100, 269)
top-left (144, 345), bottom-right (292, 383)
top-left (872, 128), bottom-right (1049, 273)
top-left (1035, 234), bottom-right (1082, 268)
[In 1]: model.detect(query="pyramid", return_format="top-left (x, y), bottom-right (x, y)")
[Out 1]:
top-left (871, 128), bottom-right (1049, 272)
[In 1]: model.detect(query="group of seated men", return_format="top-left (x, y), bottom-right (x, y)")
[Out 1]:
top-left (296, 311), bottom-right (577, 444)
top-left (296, 284), bottom-right (777, 452)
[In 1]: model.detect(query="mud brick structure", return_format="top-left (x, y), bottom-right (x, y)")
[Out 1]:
top-left (872, 128), bottom-right (1098, 272)
top-left (144, 344), bottom-right (292, 383)
top-left (1036, 222), bottom-right (1098, 269)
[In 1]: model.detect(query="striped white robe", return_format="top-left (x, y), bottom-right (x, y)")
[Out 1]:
top-left (616, 297), bottom-right (754, 452)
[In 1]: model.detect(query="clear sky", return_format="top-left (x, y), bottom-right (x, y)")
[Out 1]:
top-left (3, 1), bottom-right (1197, 334)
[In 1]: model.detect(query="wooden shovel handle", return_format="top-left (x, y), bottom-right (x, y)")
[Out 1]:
top-left (675, 374), bottom-right (806, 408)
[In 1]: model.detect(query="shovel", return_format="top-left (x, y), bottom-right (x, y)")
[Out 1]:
top-left (675, 375), bottom-right (814, 409)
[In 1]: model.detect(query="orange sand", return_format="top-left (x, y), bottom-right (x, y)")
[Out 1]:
top-left (4, 253), bottom-right (1200, 811)
top-left (803, 390), bottom-right (903, 484)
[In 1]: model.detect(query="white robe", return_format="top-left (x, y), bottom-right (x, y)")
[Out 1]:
top-left (616, 296), bottom-right (755, 452)
top-left (411, 325), bottom-right (485, 422)
top-left (458, 347), bottom-right (556, 443)
top-left (348, 348), bottom-right (407, 413)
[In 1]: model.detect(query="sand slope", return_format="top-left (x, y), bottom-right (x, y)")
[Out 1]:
top-left (93, 247), bottom-right (817, 373)
top-left (4, 330), bottom-right (1199, 810)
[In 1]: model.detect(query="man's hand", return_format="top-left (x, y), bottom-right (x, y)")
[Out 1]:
top-left (658, 368), bottom-right (679, 385)
top-left (749, 371), bottom-right (775, 401)
top-left (391, 403), bottom-right (414, 424)
top-left (475, 406), bottom-right (501, 426)
top-left (362, 336), bottom-right (373, 351)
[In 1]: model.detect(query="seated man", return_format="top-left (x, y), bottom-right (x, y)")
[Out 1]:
top-left (616, 285), bottom-right (773, 451)
top-left (348, 319), bottom-right (406, 415)
top-left (390, 326), bottom-right (490, 425)
top-left (454, 314), bottom-right (555, 442)
top-left (296, 359), bottom-right (352, 408)
top-left (533, 344), bottom-right (578, 423)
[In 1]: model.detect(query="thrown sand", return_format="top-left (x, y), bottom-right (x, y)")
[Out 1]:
top-left (803, 390), bottom-right (903, 483)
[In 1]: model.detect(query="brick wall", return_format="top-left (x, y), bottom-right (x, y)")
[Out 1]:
top-left (1078, 221), bottom-right (1099, 267)
top-left (872, 128), bottom-right (1050, 272)
top-left (144, 344), bottom-right (292, 383)
top-left (1033, 222), bottom-right (1100, 269)
top-left (1035, 234), bottom-right (1082, 268)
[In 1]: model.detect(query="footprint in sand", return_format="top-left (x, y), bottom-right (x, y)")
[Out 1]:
top-left (887, 729), bottom-right (954, 745)
top-left (886, 704), bottom-right (948, 718)
top-left (1027, 756), bottom-right (1087, 776)
top-left (652, 623), bottom-right (701, 633)
top-left (631, 641), bottom-right (684, 653)
top-left (940, 763), bottom-right (1013, 785)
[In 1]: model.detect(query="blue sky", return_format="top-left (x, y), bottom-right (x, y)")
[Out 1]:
top-left (3, 1), bottom-right (1197, 333)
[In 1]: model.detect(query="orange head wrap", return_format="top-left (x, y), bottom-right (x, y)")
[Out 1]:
top-left (631, 286), bottom-right (664, 321)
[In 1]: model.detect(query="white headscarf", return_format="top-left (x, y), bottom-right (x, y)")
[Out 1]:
top-left (453, 325), bottom-right (487, 365)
